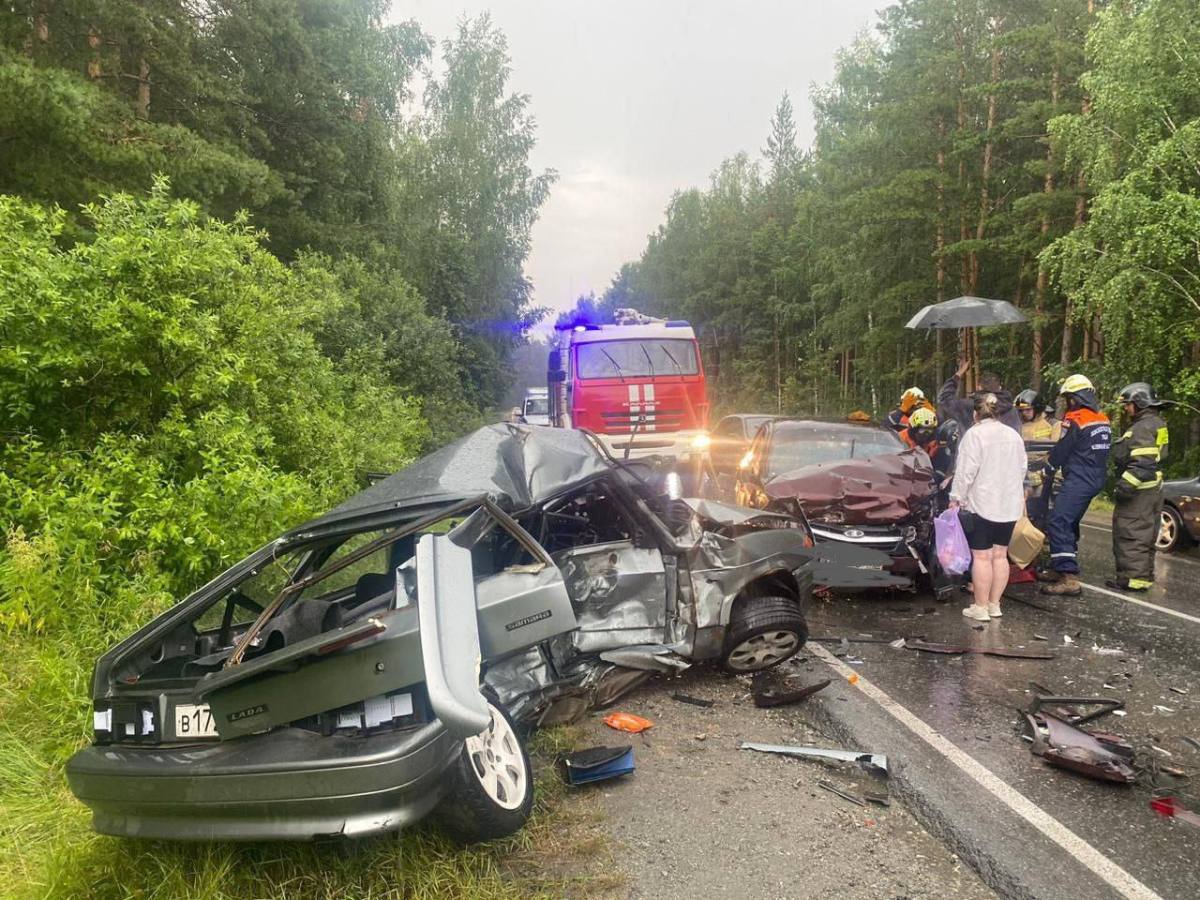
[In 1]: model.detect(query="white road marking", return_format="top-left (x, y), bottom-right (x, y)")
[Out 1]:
top-left (1079, 581), bottom-right (1200, 626)
top-left (810, 643), bottom-right (1165, 900)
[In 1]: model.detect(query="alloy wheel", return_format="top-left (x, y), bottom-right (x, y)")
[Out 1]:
top-left (726, 630), bottom-right (800, 671)
top-left (465, 704), bottom-right (528, 810)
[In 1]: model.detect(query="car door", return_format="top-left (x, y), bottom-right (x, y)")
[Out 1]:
top-left (709, 417), bottom-right (746, 474)
top-left (734, 425), bottom-right (773, 509)
top-left (553, 540), bottom-right (668, 654)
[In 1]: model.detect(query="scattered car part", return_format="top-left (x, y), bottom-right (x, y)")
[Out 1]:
top-left (905, 639), bottom-right (1056, 660)
top-left (1023, 713), bottom-right (1137, 784)
top-left (670, 692), bottom-right (715, 708)
top-left (818, 779), bottom-right (866, 806)
top-left (740, 742), bottom-right (888, 775)
top-left (751, 674), bottom-right (831, 708)
top-left (865, 791), bottom-right (891, 807)
top-left (603, 712), bottom-right (654, 733)
top-left (562, 746), bottom-right (635, 785)
top-left (1026, 683), bottom-right (1124, 726)
top-left (1150, 795), bottom-right (1200, 828)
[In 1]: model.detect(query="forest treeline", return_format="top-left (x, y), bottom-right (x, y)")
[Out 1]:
top-left (592, 0), bottom-right (1200, 462)
top-left (1, 1), bottom-right (552, 635)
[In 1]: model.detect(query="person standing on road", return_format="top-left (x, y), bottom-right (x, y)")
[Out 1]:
top-left (1108, 383), bottom-right (1169, 592)
top-left (949, 393), bottom-right (1028, 621)
top-left (938, 360), bottom-right (1022, 434)
top-left (1040, 375), bottom-right (1112, 596)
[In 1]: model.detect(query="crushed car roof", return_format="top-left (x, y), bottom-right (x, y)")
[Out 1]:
top-left (304, 425), bottom-right (613, 530)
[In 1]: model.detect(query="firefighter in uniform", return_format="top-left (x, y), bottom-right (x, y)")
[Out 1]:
top-left (886, 387), bottom-right (934, 433)
top-left (1040, 375), bottom-right (1112, 596)
top-left (1107, 383), bottom-right (1169, 592)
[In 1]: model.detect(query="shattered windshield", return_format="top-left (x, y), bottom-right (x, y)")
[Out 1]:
top-left (767, 425), bottom-right (903, 479)
top-left (576, 339), bottom-right (699, 379)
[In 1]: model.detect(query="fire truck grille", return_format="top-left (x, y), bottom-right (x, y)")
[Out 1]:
top-left (599, 408), bottom-right (687, 433)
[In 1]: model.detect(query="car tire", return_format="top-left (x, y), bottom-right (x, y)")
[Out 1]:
top-left (721, 595), bottom-right (808, 673)
top-left (1158, 505), bottom-right (1190, 553)
top-left (433, 698), bottom-right (533, 845)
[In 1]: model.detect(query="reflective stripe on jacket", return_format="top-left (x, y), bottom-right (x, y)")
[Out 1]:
top-left (1112, 410), bottom-right (1168, 490)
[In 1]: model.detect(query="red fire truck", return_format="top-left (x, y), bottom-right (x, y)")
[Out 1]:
top-left (547, 309), bottom-right (710, 466)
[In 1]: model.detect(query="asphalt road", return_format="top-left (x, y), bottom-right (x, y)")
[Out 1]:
top-left (803, 513), bottom-right (1200, 899)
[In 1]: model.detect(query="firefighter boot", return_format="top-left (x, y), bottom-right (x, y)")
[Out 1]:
top-left (1040, 574), bottom-right (1081, 596)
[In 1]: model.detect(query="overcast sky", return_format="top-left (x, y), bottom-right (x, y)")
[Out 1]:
top-left (400, 0), bottom-right (883, 324)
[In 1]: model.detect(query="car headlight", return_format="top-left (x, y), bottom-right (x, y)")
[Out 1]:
top-left (738, 450), bottom-right (755, 469)
top-left (690, 433), bottom-right (711, 451)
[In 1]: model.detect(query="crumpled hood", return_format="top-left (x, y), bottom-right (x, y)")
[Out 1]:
top-left (763, 450), bottom-right (935, 525)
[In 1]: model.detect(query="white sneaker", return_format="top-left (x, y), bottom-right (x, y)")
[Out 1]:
top-left (962, 605), bottom-right (991, 622)
top-left (988, 603), bottom-right (1002, 618)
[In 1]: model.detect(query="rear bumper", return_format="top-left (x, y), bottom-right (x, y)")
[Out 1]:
top-left (65, 723), bottom-right (459, 841)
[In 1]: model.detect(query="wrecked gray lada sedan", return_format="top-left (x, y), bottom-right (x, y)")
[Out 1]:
top-left (66, 425), bottom-right (814, 844)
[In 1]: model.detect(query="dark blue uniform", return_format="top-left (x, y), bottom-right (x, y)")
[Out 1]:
top-left (1045, 395), bottom-right (1111, 574)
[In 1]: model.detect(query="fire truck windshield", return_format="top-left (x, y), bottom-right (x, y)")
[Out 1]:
top-left (576, 339), bottom-right (699, 379)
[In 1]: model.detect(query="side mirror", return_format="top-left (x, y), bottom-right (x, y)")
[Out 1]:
top-left (548, 369), bottom-right (566, 383)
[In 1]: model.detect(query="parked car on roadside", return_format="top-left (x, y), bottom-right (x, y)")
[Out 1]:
top-left (66, 425), bottom-right (815, 844)
top-left (1158, 475), bottom-right (1200, 552)
top-left (732, 419), bottom-right (936, 579)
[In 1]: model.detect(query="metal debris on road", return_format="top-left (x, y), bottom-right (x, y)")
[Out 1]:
top-left (1033, 633), bottom-right (1049, 641)
top-left (905, 639), bottom-right (1056, 660)
top-left (865, 792), bottom-right (892, 807)
top-left (1180, 736), bottom-right (1200, 752)
top-left (1153, 705), bottom-right (1176, 714)
top-left (888, 637), bottom-right (906, 649)
top-left (751, 675), bottom-right (832, 708)
top-left (817, 779), bottom-right (867, 807)
top-left (1026, 683), bottom-right (1124, 726)
top-left (1023, 713), bottom-right (1137, 784)
top-left (739, 741), bottom-right (888, 775)
top-left (1063, 634), bottom-right (1074, 645)
top-left (1169, 686), bottom-right (1189, 695)
top-left (1091, 644), bottom-right (1126, 656)
top-left (670, 692), bottom-right (715, 709)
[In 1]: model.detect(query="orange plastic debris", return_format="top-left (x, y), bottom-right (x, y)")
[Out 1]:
top-left (847, 673), bottom-right (860, 685)
top-left (603, 712), bottom-right (654, 733)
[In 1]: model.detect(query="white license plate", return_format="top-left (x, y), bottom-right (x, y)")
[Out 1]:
top-left (175, 703), bottom-right (219, 739)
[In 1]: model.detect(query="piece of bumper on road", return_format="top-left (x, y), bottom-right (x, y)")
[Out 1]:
top-left (65, 723), bottom-right (459, 840)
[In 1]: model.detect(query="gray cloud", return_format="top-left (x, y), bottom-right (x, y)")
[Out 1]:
top-left (399, 0), bottom-right (881, 323)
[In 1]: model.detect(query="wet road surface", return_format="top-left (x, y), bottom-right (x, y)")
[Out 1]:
top-left (809, 513), bottom-right (1200, 899)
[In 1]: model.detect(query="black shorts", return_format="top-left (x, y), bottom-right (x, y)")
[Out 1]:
top-left (958, 511), bottom-right (1016, 551)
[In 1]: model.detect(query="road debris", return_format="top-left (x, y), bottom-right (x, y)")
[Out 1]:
top-left (751, 675), bottom-right (832, 708)
top-left (1153, 705), bottom-right (1176, 714)
top-left (1091, 644), bottom-right (1126, 656)
top-left (603, 712), bottom-right (654, 733)
top-left (1150, 795), bottom-right (1200, 828)
top-left (1033, 633), bottom-right (1049, 641)
top-left (1180, 736), bottom-right (1200, 752)
top-left (905, 639), bottom-right (1056, 660)
top-left (1023, 713), bottom-right (1136, 784)
top-left (817, 779), bottom-right (866, 807)
top-left (1026, 683), bottom-right (1124, 726)
top-left (1063, 634), bottom-right (1074, 645)
top-left (865, 791), bottom-right (892, 807)
top-left (739, 741), bottom-right (888, 775)
top-left (888, 637), bottom-right (906, 649)
top-left (671, 692), bottom-right (715, 709)
top-left (1169, 686), bottom-right (1189, 695)
top-left (562, 746), bottom-right (635, 785)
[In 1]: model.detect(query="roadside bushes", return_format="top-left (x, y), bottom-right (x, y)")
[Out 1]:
top-left (0, 183), bottom-right (429, 642)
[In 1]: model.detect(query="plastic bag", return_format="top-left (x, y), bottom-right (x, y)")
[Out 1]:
top-left (934, 508), bottom-right (972, 575)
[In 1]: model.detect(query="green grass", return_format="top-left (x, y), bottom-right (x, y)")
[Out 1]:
top-left (0, 634), bottom-right (621, 900)
top-left (1089, 495), bottom-right (1115, 514)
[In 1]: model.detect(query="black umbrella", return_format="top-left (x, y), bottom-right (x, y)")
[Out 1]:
top-left (905, 295), bottom-right (1028, 329)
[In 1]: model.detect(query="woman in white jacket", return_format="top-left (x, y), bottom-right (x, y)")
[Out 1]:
top-left (949, 393), bottom-right (1028, 621)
